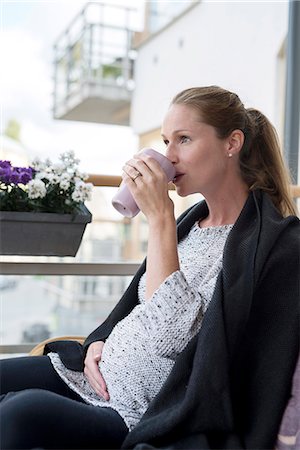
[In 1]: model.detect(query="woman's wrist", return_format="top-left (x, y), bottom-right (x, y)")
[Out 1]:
top-left (147, 209), bottom-right (175, 229)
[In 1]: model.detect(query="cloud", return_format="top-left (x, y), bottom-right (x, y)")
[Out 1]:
top-left (1, 28), bottom-right (52, 125)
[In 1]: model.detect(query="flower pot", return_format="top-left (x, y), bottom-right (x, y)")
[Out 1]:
top-left (0, 204), bottom-right (92, 256)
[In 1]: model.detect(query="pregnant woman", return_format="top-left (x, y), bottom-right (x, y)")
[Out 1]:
top-left (1, 86), bottom-right (299, 450)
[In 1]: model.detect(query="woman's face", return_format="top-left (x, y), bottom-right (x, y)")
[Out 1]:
top-left (161, 103), bottom-right (234, 197)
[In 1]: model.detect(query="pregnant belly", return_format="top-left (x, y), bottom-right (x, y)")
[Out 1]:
top-left (98, 316), bottom-right (173, 407)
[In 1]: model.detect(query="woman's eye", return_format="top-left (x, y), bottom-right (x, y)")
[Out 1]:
top-left (163, 139), bottom-right (169, 146)
top-left (180, 136), bottom-right (190, 144)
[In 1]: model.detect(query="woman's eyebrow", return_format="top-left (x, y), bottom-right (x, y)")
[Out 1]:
top-left (161, 129), bottom-right (191, 138)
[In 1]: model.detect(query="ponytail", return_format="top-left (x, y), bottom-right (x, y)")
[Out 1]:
top-left (240, 109), bottom-right (297, 217)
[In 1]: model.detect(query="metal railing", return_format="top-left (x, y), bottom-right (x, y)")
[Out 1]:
top-left (53, 2), bottom-right (136, 123)
top-left (1, 176), bottom-right (299, 355)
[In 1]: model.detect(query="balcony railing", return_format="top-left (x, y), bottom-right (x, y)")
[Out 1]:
top-left (1, 177), bottom-right (299, 356)
top-left (53, 3), bottom-right (138, 125)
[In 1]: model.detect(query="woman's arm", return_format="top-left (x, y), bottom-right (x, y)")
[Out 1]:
top-left (145, 213), bottom-right (179, 300)
top-left (123, 153), bottom-right (180, 299)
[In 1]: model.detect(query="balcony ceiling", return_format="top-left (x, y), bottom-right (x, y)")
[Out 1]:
top-left (54, 84), bottom-right (131, 126)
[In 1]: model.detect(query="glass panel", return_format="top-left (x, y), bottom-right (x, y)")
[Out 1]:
top-left (1, 275), bottom-right (133, 345)
top-left (149, 1), bottom-right (194, 34)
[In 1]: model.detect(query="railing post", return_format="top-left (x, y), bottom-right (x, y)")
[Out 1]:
top-left (284, 0), bottom-right (300, 183)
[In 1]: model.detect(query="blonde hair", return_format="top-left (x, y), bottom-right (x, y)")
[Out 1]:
top-left (172, 86), bottom-right (297, 217)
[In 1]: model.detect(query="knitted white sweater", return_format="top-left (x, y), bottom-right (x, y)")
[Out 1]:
top-left (48, 223), bottom-right (233, 430)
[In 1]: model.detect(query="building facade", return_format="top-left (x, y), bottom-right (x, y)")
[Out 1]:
top-left (131, 1), bottom-right (289, 148)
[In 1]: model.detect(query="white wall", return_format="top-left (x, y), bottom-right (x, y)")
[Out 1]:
top-left (131, 1), bottom-right (288, 135)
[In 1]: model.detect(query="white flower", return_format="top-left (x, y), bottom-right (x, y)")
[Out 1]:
top-left (60, 150), bottom-right (80, 169)
top-left (81, 182), bottom-right (93, 201)
top-left (52, 163), bottom-right (65, 175)
top-left (35, 171), bottom-right (49, 181)
top-left (27, 179), bottom-right (47, 199)
top-left (60, 179), bottom-right (70, 191)
top-left (75, 170), bottom-right (89, 181)
top-left (74, 180), bottom-right (85, 191)
top-left (73, 158), bottom-right (80, 167)
top-left (62, 150), bottom-right (75, 160)
top-left (60, 172), bottom-right (72, 182)
top-left (72, 180), bottom-right (93, 202)
top-left (73, 181), bottom-right (92, 200)
top-left (71, 190), bottom-right (84, 202)
top-left (48, 173), bottom-right (61, 185)
top-left (60, 172), bottom-right (74, 191)
top-left (25, 150), bottom-right (91, 211)
top-left (45, 158), bottom-right (52, 168)
top-left (31, 157), bottom-right (45, 171)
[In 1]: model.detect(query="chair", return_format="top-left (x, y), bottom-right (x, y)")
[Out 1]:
top-left (29, 336), bottom-right (86, 356)
top-left (275, 353), bottom-right (300, 449)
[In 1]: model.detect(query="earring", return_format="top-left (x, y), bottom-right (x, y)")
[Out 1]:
top-left (228, 153), bottom-right (233, 158)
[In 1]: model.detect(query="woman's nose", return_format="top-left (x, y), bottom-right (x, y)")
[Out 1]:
top-left (166, 144), bottom-right (178, 163)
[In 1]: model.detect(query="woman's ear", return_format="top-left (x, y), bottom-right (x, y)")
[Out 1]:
top-left (227, 130), bottom-right (245, 156)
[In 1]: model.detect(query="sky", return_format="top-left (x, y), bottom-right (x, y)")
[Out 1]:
top-left (0, 0), bottom-right (144, 174)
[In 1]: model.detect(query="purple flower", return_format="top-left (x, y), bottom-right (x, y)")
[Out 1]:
top-left (0, 160), bottom-right (12, 169)
top-left (0, 168), bottom-right (12, 184)
top-left (0, 161), bottom-right (35, 185)
top-left (0, 161), bottom-right (12, 183)
top-left (10, 170), bottom-right (21, 184)
top-left (20, 167), bottom-right (34, 184)
top-left (19, 170), bottom-right (33, 184)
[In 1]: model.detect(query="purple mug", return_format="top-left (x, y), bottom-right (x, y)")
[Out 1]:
top-left (112, 148), bottom-right (176, 218)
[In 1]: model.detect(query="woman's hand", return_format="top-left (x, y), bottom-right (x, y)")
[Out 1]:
top-left (84, 341), bottom-right (109, 400)
top-left (122, 153), bottom-right (174, 224)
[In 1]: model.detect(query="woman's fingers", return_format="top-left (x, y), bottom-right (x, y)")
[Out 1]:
top-left (122, 165), bottom-right (142, 181)
top-left (122, 158), bottom-right (146, 181)
top-left (84, 341), bottom-right (110, 400)
top-left (85, 366), bottom-right (109, 400)
top-left (85, 365), bottom-right (109, 400)
top-left (121, 154), bottom-right (173, 220)
top-left (123, 155), bottom-right (166, 183)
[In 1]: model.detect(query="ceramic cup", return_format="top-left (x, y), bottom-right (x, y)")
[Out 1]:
top-left (112, 148), bottom-right (176, 218)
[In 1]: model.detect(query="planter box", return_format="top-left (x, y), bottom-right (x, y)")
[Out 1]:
top-left (0, 205), bottom-right (92, 256)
